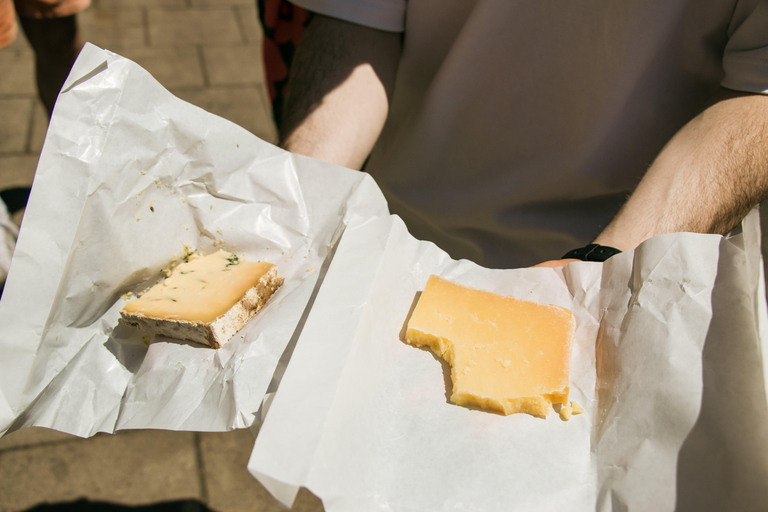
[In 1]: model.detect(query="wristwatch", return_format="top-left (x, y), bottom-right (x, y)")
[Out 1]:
top-left (561, 244), bottom-right (621, 262)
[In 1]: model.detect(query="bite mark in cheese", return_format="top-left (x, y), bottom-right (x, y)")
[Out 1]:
top-left (405, 275), bottom-right (574, 418)
top-left (121, 250), bottom-right (283, 348)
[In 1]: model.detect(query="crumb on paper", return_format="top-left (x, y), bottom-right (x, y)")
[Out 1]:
top-left (182, 244), bottom-right (197, 262)
top-left (140, 170), bottom-right (147, 175)
top-left (149, 200), bottom-right (155, 212)
top-left (216, 228), bottom-right (223, 235)
top-left (181, 197), bottom-right (187, 203)
top-left (121, 291), bottom-right (133, 300)
top-left (159, 246), bottom-right (199, 278)
top-left (162, 255), bottom-right (179, 277)
top-left (136, 214), bottom-right (142, 222)
top-left (183, 225), bottom-right (189, 230)
top-left (213, 239), bottom-right (224, 247)
top-left (210, 204), bottom-right (213, 210)
top-left (306, 268), bottom-right (313, 272)
top-left (143, 333), bottom-right (151, 346)
top-left (559, 401), bottom-right (582, 421)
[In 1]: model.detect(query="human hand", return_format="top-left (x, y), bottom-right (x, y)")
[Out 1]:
top-left (531, 258), bottom-right (579, 268)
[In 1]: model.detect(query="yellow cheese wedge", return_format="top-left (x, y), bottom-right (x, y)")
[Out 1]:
top-left (405, 275), bottom-right (574, 418)
top-left (121, 250), bottom-right (283, 348)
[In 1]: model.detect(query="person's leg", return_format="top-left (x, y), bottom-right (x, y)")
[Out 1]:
top-left (14, 0), bottom-right (90, 117)
top-left (17, 13), bottom-right (81, 117)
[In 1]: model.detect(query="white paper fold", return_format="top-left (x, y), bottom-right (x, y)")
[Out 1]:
top-left (0, 44), bottom-right (388, 437)
top-left (249, 212), bottom-right (768, 511)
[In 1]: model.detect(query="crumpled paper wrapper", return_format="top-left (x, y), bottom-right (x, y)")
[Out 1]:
top-left (0, 44), bottom-right (388, 437)
top-left (248, 211), bottom-right (768, 511)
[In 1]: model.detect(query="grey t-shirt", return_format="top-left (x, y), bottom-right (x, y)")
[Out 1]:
top-left (294, 0), bottom-right (768, 267)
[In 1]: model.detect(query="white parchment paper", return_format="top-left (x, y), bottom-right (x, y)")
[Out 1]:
top-left (0, 44), bottom-right (388, 437)
top-left (248, 212), bottom-right (768, 511)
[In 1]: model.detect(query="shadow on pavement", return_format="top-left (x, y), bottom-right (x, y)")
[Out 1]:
top-left (23, 499), bottom-right (215, 512)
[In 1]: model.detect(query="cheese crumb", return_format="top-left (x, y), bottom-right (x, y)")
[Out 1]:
top-left (182, 245), bottom-right (196, 261)
top-left (162, 256), bottom-right (180, 277)
top-left (559, 401), bottom-right (583, 421)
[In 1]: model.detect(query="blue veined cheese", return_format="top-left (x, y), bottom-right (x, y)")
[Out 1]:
top-left (121, 250), bottom-right (283, 348)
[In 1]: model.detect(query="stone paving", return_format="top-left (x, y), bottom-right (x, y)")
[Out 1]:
top-left (0, 1), bottom-right (322, 510)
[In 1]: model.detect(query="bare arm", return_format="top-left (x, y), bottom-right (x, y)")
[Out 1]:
top-left (593, 89), bottom-right (768, 251)
top-left (280, 14), bottom-right (402, 170)
top-left (536, 89), bottom-right (768, 267)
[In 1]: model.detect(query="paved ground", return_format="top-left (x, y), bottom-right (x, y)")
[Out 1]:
top-left (0, 1), bottom-right (323, 510)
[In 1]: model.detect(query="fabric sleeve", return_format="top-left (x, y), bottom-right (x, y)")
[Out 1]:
top-left (721, 0), bottom-right (768, 94)
top-left (289, 0), bottom-right (406, 32)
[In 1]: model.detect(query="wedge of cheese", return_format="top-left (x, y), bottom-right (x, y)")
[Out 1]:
top-left (405, 275), bottom-right (574, 418)
top-left (121, 250), bottom-right (283, 349)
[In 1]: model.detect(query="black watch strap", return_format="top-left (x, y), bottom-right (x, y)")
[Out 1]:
top-left (562, 244), bottom-right (621, 262)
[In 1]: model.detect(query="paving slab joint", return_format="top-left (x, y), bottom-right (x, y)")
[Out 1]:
top-left (193, 432), bottom-right (210, 505)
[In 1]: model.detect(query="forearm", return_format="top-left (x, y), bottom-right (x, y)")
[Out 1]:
top-left (594, 89), bottom-right (768, 251)
top-left (280, 14), bottom-right (402, 170)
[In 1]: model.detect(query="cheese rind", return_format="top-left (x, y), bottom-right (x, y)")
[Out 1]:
top-left (120, 250), bottom-right (283, 348)
top-left (405, 275), bottom-right (574, 418)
